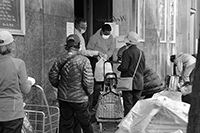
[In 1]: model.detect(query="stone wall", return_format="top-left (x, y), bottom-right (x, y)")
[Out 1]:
top-left (13, 0), bottom-right (74, 105)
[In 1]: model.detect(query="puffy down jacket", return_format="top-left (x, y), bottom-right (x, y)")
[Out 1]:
top-left (142, 66), bottom-right (164, 96)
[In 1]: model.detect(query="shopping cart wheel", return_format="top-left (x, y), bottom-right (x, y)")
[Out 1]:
top-left (99, 122), bottom-right (103, 133)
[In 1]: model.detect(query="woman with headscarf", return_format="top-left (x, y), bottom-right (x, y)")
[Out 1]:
top-left (117, 31), bottom-right (146, 116)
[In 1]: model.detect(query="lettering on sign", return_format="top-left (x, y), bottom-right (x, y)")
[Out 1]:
top-left (96, 15), bottom-right (127, 22)
top-left (0, 0), bottom-right (25, 35)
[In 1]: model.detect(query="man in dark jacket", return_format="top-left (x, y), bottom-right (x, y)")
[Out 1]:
top-left (49, 34), bottom-right (94, 133)
top-left (118, 31), bottom-right (146, 116)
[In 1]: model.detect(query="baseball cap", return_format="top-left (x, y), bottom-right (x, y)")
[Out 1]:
top-left (65, 34), bottom-right (81, 50)
top-left (0, 30), bottom-right (14, 46)
top-left (66, 34), bottom-right (80, 45)
top-left (124, 31), bottom-right (141, 44)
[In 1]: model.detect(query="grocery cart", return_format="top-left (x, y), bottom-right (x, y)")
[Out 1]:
top-left (23, 85), bottom-right (59, 133)
top-left (95, 72), bottom-right (124, 133)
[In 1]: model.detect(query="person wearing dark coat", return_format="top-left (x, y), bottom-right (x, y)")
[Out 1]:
top-left (117, 31), bottom-right (146, 116)
top-left (118, 45), bottom-right (164, 99)
top-left (142, 66), bottom-right (164, 98)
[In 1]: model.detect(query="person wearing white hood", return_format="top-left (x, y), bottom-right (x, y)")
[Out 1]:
top-left (118, 31), bottom-right (146, 116)
top-left (170, 52), bottom-right (196, 82)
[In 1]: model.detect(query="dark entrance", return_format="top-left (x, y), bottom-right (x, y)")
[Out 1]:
top-left (74, 0), bottom-right (113, 45)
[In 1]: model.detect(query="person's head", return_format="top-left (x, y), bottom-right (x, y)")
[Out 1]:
top-left (75, 17), bottom-right (87, 34)
top-left (0, 30), bottom-right (15, 55)
top-left (170, 55), bottom-right (176, 63)
top-left (124, 31), bottom-right (141, 45)
top-left (64, 34), bottom-right (81, 51)
top-left (101, 24), bottom-right (112, 39)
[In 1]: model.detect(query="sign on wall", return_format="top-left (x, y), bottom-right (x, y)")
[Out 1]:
top-left (0, 0), bottom-right (25, 35)
top-left (66, 22), bottom-right (74, 37)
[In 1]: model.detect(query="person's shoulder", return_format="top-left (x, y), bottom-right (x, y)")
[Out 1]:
top-left (77, 54), bottom-right (89, 60)
top-left (11, 57), bottom-right (24, 64)
top-left (10, 57), bottom-right (26, 69)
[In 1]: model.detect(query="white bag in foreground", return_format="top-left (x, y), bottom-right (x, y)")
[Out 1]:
top-left (116, 91), bottom-right (190, 133)
top-left (94, 58), bottom-right (113, 81)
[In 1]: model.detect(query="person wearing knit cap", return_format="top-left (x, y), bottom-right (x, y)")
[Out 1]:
top-left (118, 31), bottom-right (146, 116)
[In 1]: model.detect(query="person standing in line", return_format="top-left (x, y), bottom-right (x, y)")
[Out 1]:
top-left (0, 30), bottom-right (33, 133)
top-left (118, 31), bottom-right (146, 116)
top-left (74, 17), bottom-right (103, 57)
top-left (87, 24), bottom-right (116, 109)
top-left (49, 34), bottom-right (94, 133)
top-left (170, 52), bottom-right (196, 82)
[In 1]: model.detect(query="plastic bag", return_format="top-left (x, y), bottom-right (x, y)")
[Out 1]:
top-left (21, 113), bottom-right (34, 133)
top-left (167, 75), bottom-right (180, 91)
top-left (94, 58), bottom-right (113, 81)
top-left (116, 92), bottom-right (190, 133)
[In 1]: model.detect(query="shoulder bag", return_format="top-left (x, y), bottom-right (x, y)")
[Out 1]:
top-left (117, 50), bottom-right (142, 91)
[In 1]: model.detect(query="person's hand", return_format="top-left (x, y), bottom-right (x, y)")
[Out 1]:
top-left (98, 52), bottom-right (107, 60)
top-left (97, 51), bottom-right (104, 57)
top-left (180, 85), bottom-right (192, 95)
top-left (28, 76), bottom-right (35, 86)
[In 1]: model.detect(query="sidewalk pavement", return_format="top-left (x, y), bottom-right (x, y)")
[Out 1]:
top-left (90, 110), bottom-right (119, 133)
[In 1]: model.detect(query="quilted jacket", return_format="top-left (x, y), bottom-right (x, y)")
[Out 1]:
top-left (49, 51), bottom-right (94, 103)
top-left (142, 66), bottom-right (164, 96)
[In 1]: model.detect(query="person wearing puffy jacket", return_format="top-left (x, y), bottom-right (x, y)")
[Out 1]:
top-left (49, 34), bottom-right (94, 133)
top-left (142, 66), bottom-right (164, 98)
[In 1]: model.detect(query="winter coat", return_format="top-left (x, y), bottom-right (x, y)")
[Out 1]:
top-left (49, 52), bottom-right (94, 103)
top-left (118, 45), bottom-right (146, 91)
top-left (142, 66), bottom-right (164, 96)
top-left (0, 54), bottom-right (31, 121)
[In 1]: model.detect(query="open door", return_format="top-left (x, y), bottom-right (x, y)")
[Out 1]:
top-left (75, 0), bottom-right (113, 45)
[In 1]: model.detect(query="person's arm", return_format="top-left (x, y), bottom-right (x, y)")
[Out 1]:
top-left (87, 37), bottom-right (96, 51)
top-left (18, 61), bottom-right (32, 94)
top-left (82, 58), bottom-right (94, 95)
top-left (117, 50), bottom-right (130, 72)
top-left (49, 60), bottom-right (60, 88)
top-left (80, 49), bottom-right (99, 57)
top-left (175, 59), bottom-right (182, 76)
top-left (107, 37), bottom-right (116, 59)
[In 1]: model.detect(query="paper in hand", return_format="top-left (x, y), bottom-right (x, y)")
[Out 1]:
top-left (28, 76), bottom-right (36, 85)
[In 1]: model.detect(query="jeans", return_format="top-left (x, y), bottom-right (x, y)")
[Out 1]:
top-left (122, 90), bottom-right (142, 116)
top-left (58, 100), bottom-right (94, 133)
top-left (0, 118), bottom-right (23, 133)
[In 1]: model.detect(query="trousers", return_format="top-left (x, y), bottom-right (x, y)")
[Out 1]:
top-left (0, 118), bottom-right (23, 133)
top-left (58, 100), bottom-right (94, 133)
top-left (122, 90), bottom-right (142, 116)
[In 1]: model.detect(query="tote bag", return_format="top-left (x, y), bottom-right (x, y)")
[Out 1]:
top-left (117, 51), bottom-right (142, 91)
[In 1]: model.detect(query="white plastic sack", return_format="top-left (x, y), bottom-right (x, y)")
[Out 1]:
top-left (168, 75), bottom-right (180, 91)
top-left (116, 92), bottom-right (190, 133)
top-left (171, 130), bottom-right (183, 133)
top-left (94, 57), bottom-right (113, 81)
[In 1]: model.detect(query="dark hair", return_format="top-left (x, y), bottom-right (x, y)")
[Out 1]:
top-left (65, 41), bottom-right (80, 50)
top-left (170, 55), bottom-right (176, 62)
top-left (102, 24), bottom-right (111, 32)
top-left (75, 17), bottom-right (86, 25)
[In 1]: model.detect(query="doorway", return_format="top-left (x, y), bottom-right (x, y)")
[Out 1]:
top-left (74, 0), bottom-right (113, 45)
